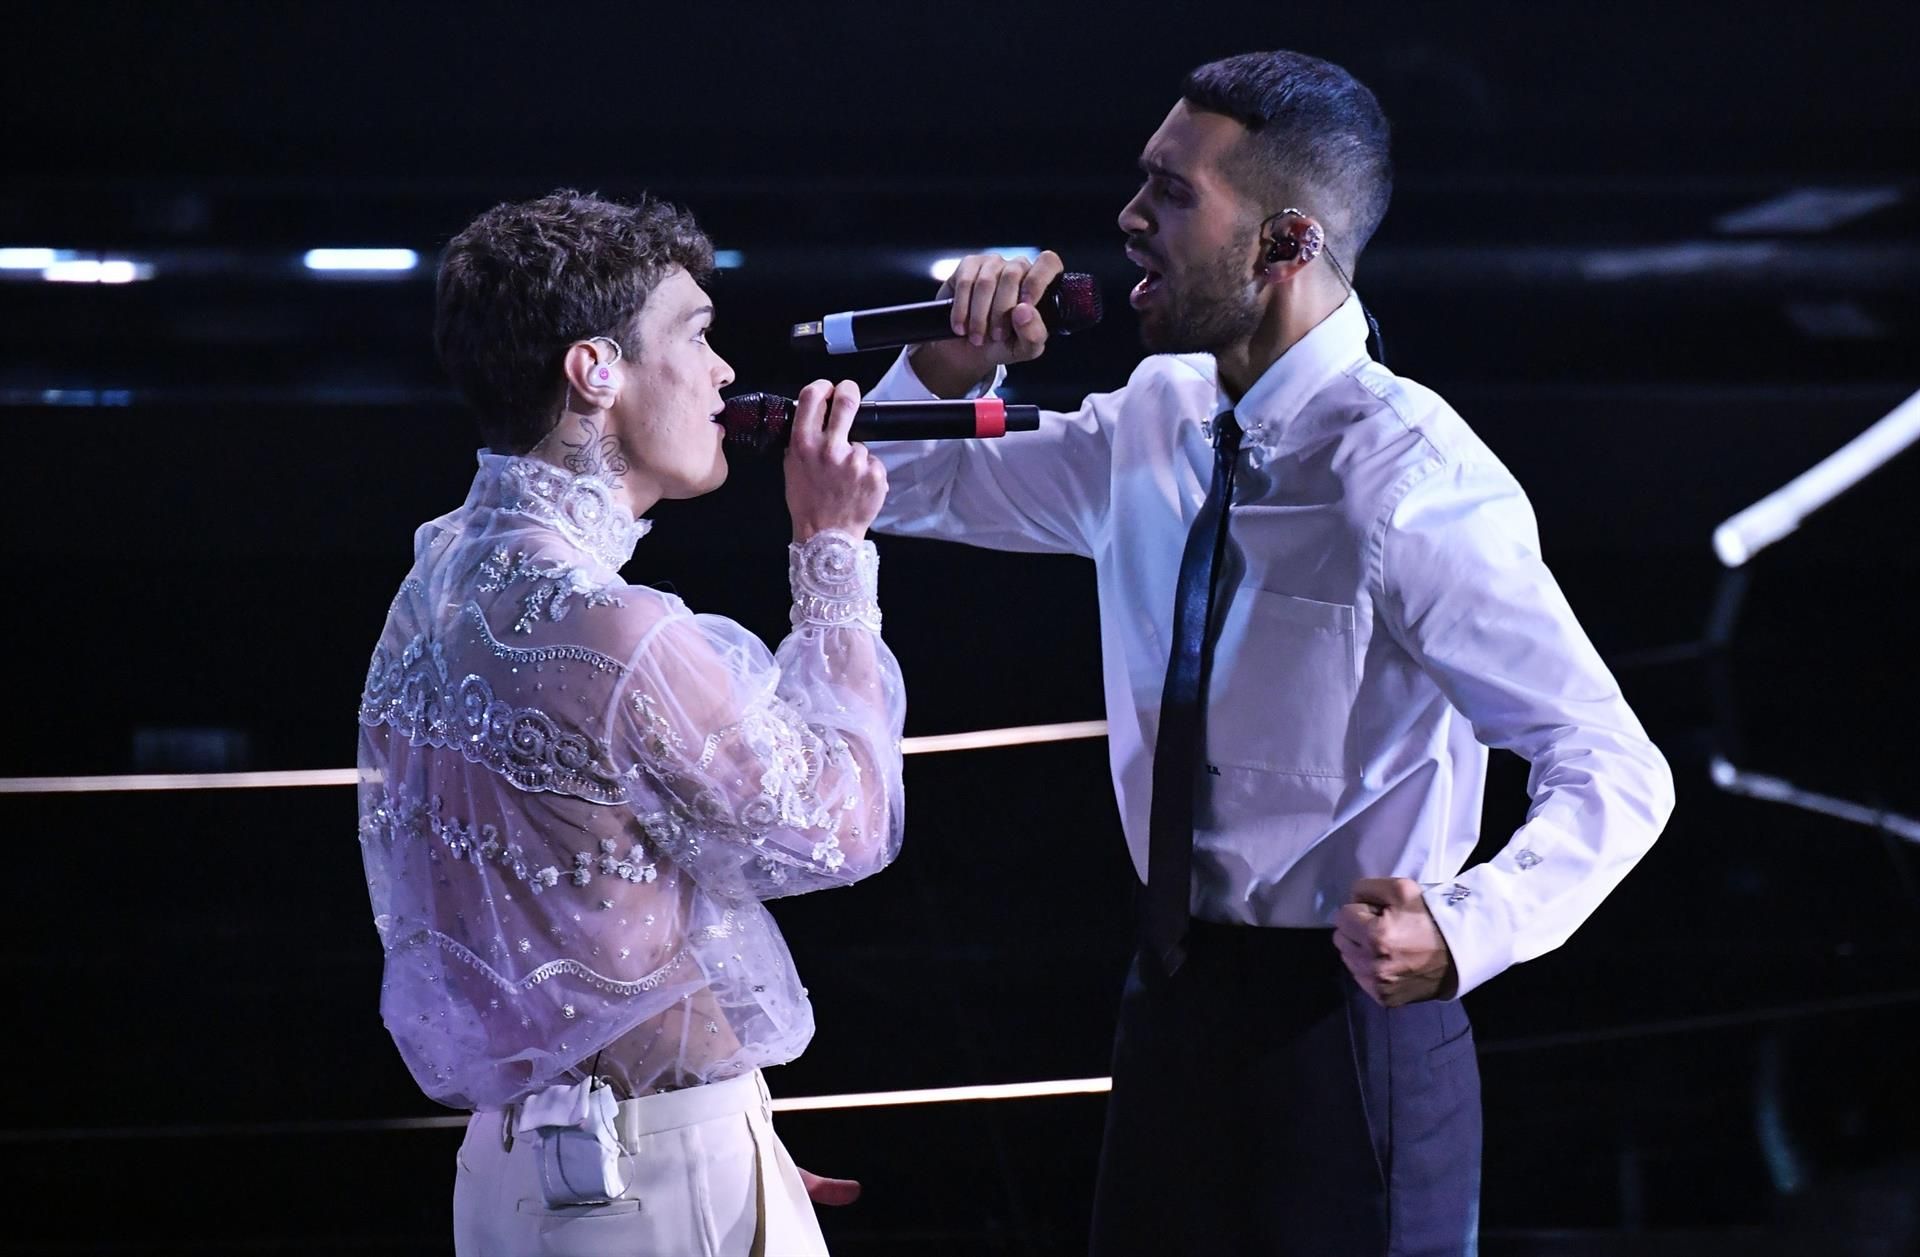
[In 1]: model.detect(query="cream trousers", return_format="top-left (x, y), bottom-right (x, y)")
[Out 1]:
top-left (454, 1071), bottom-right (828, 1257)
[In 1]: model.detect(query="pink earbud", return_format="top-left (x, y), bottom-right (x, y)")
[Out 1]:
top-left (585, 337), bottom-right (622, 389)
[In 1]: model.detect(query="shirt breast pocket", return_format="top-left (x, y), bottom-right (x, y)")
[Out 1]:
top-left (1204, 589), bottom-right (1357, 778)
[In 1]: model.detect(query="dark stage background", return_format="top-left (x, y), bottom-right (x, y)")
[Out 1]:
top-left (3, 2), bottom-right (1918, 1253)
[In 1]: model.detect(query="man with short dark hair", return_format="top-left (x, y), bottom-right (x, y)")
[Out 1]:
top-left (361, 189), bottom-right (896, 1254)
top-left (865, 51), bottom-right (1674, 1254)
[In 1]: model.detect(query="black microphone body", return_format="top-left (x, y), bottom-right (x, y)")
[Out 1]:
top-left (792, 272), bottom-right (1102, 354)
top-left (722, 394), bottom-right (1040, 456)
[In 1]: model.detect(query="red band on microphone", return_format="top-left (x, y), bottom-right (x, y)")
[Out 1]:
top-left (974, 398), bottom-right (1007, 439)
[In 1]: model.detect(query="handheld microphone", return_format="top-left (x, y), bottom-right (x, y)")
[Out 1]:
top-left (790, 272), bottom-right (1103, 355)
top-left (721, 393), bottom-right (1040, 456)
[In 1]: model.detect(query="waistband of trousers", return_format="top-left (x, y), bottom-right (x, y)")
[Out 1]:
top-left (483, 1069), bottom-right (770, 1154)
top-left (614, 1069), bottom-right (768, 1142)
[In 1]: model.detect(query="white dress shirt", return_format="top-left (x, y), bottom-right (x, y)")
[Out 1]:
top-left (358, 452), bottom-right (904, 1107)
top-left (868, 294), bottom-right (1674, 996)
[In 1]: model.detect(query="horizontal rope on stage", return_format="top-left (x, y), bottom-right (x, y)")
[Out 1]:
top-left (0, 1076), bottom-right (1116, 1143)
top-left (0, 719), bottom-right (1111, 795)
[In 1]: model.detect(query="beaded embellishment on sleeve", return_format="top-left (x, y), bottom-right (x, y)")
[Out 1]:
top-left (788, 530), bottom-right (881, 631)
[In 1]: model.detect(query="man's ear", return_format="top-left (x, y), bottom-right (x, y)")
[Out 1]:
top-left (563, 336), bottom-right (624, 409)
top-left (1255, 208), bottom-right (1326, 282)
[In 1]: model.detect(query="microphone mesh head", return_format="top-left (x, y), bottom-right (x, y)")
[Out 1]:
top-left (719, 392), bottom-right (793, 457)
top-left (1050, 272), bottom-right (1104, 334)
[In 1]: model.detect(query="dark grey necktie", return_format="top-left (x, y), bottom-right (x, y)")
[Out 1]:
top-left (1143, 411), bottom-right (1242, 978)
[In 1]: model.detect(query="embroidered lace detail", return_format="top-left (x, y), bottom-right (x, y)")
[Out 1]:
top-left (810, 834), bottom-right (846, 872)
top-left (627, 688), bottom-right (850, 877)
top-left (739, 702), bottom-right (838, 830)
top-left (360, 632), bottom-right (629, 803)
top-left (1443, 883), bottom-right (1472, 906)
top-left (693, 910), bottom-right (739, 942)
top-left (643, 789), bottom-right (845, 883)
top-left (478, 548), bottom-right (625, 633)
top-left (462, 603), bottom-right (627, 675)
top-left (570, 835), bottom-right (660, 889)
top-left (1515, 849), bottom-right (1543, 870)
top-left (633, 692), bottom-right (689, 761)
top-left (388, 578), bottom-right (425, 617)
top-left (494, 457), bottom-right (651, 573)
top-left (410, 928), bottom-right (693, 997)
top-left (788, 530), bottom-right (881, 631)
top-left (360, 788), bottom-right (564, 893)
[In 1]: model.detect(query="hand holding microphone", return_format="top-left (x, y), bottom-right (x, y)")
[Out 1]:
top-left (783, 380), bottom-right (889, 544)
top-left (914, 249), bottom-right (1073, 398)
top-left (792, 253), bottom-right (1096, 356)
top-left (747, 249), bottom-right (1084, 471)
top-left (790, 250), bottom-right (1083, 399)
top-left (941, 250), bottom-right (1075, 346)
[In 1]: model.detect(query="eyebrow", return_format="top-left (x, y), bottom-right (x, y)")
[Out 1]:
top-left (1138, 156), bottom-right (1194, 188)
top-left (681, 304), bottom-right (715, 324)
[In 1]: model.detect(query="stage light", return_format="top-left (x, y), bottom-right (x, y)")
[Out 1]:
top-left (1714, 389), bottom-right (1920, 567)
top-left (0, 248), bottom-right (67, 269)
top-left (1715, 186), bottom-right (1901, 235)
top-left (42, 259), bottom-right (153, 283)
top-left (928, 247), bottom-right (1042, 282)
top-left (302, 248), bottom-right (419, 273)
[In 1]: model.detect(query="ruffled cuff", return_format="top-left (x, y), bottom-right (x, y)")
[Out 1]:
top-left (789, 530), bottom-right (882, 631)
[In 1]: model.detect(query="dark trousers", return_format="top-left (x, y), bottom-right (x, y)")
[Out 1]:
top-left (1089, 923), bottom-right (1481, 1257)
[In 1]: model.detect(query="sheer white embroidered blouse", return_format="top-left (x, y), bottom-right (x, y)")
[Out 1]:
top-left (357, 451), bottom-right (904, 1109)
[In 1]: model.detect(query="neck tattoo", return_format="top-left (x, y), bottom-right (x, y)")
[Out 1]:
top-left (560, 415), bottom-right (629, 484)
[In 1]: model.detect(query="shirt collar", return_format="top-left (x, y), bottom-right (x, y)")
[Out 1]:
top-left (468, 450), bottom-right (652, 573)
top-left (1204, 292), bottom-right (1371, 460)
